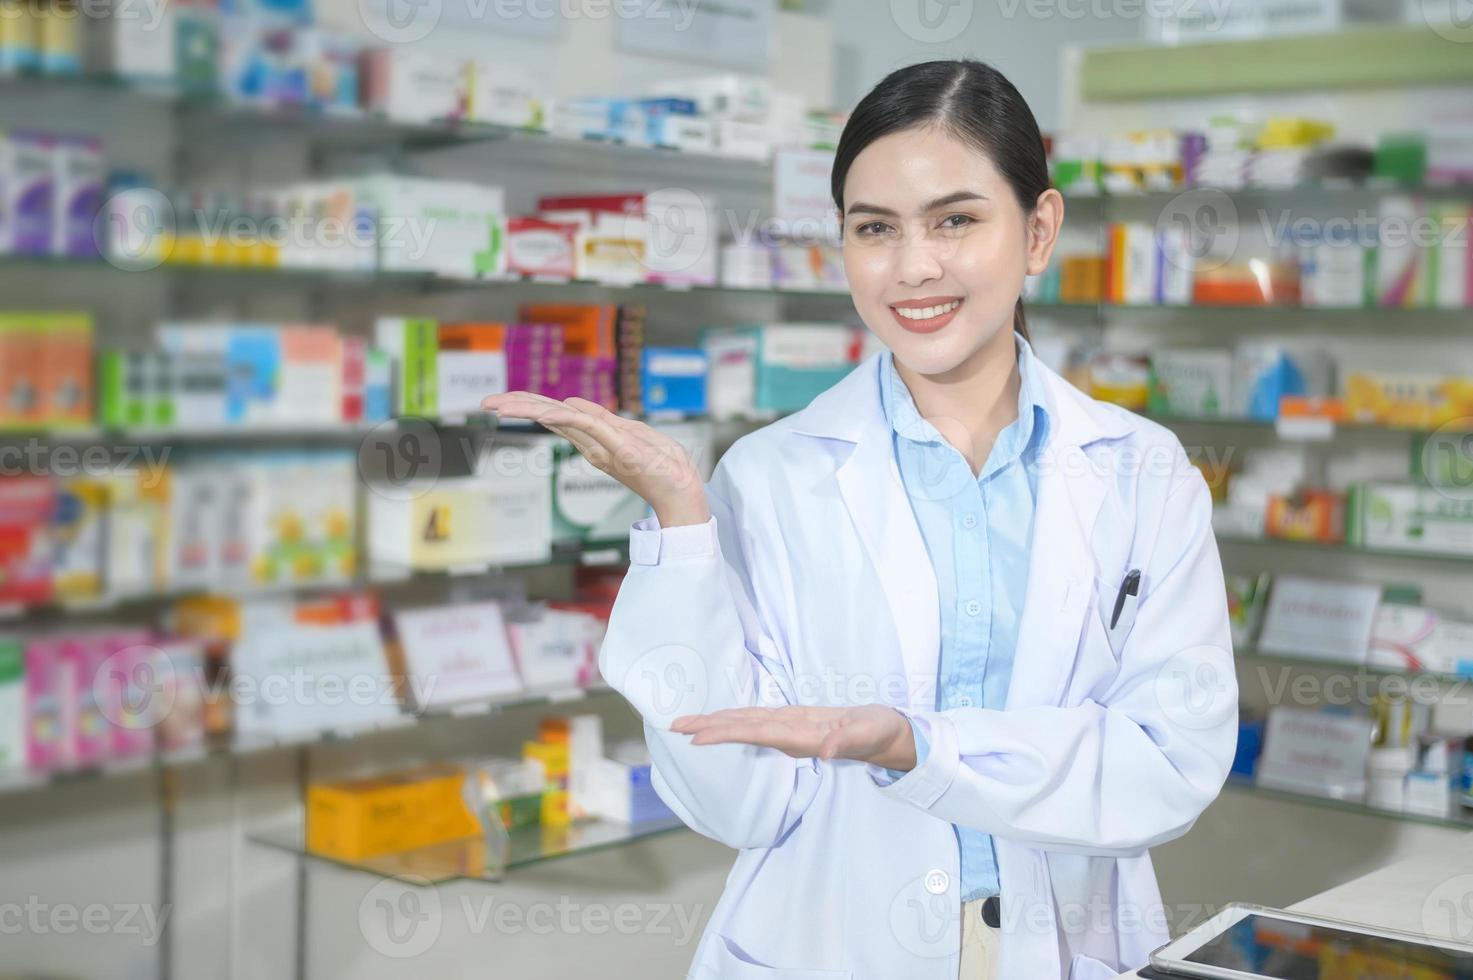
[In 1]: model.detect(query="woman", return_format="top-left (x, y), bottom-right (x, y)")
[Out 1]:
top-left (484, 60), bottom-right (1237, 980)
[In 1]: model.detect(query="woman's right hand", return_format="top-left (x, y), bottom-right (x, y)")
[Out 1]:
top-left (480, 391), bottom-right (711, 528)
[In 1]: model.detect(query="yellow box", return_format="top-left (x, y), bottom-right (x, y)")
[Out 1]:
top-left (307, 763), bottom-right (482, 862)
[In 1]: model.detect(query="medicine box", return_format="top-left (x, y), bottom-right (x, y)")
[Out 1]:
top-left (1148, 349), bottom-right (1232, 418)
top-left (0, 636), bottom-right (22, 772)
top-left (642, 347), bottom-right (707, 415)
top-left (1347, 482), bottom-right (1473, 558)
top-left (306, 763), bottom-right (482, 861)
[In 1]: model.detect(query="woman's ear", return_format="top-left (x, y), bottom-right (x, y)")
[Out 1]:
top-left (1024, 188), bottom-right (1065, 276)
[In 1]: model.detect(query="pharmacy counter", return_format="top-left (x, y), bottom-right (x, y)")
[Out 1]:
top-left (1116, 830), bottom-right (1473, 977)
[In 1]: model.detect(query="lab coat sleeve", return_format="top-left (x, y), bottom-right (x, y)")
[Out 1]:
top-left (597, 457), bottom-right (823, 851)
top-left (868, 473), bottom-right (1237, 858)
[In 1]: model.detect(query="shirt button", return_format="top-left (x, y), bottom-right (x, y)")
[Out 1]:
top-left (965, 600), bottom-right (982, 616)
top-left (924, 869), bottom-right (950, 895)
top-left (962, 514), bottom-right (978, 529)
top-left (956, 695), bottom-right (974, 708)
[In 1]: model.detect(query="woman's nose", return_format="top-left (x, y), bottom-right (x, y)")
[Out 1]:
top-left (895, 235), bottom-right (946, 286)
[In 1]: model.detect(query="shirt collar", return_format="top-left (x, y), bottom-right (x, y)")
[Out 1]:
top-left (877, 332), bottom-right (1052, 469)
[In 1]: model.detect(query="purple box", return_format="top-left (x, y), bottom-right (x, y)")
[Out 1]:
top-left (6, 132), bottom-right (57, 256)
top-left (55, 137), bottom-right (104, 259)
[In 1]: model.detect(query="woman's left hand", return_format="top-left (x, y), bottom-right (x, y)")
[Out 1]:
top-left (670, 705), bottom-right (917, 771)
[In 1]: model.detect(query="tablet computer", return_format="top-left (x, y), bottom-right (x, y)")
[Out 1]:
top-left (1150, 902), bottom-right (1473, 979)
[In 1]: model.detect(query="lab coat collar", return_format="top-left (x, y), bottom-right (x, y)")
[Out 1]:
top-left (786, 343), bottom-right (1134, 710)
top-left (790, 343), bottom-right (1132, 452)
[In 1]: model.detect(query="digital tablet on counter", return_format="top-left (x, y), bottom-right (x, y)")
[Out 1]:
top-left (1149, 902), bottom-right (1473, 979)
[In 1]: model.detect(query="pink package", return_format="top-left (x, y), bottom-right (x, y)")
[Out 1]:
top-left (103, 630), bottom-right (158, 761)
top-left (25, 637), bottom-right (76, 772)
top-left (62, 635), bottom-right (113, 768)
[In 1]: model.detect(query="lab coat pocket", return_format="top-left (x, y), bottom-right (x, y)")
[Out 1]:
top-left (707, 935), bottom-right (853, 980)
top-left (1068, 952), bottom-right (1121, 980)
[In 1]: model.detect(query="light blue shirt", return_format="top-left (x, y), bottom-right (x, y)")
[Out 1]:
top-left (878, 335), bottom-right (1050, 903)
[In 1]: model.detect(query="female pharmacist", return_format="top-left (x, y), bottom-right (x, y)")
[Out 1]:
top-left (484, 60), bottom-right (1237, 980)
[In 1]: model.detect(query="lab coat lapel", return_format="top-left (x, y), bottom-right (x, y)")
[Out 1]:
top-left (835, 432), bottom-right (941, 710)
top-left (1006, 440), bottom-right (1109, 710)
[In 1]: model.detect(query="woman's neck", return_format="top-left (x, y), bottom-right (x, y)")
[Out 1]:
top-left (893, 327), bottom-right (1021, 478)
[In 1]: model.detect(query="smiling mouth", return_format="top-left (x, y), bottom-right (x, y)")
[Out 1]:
top-left (888, 297), bottom-right (964, 332)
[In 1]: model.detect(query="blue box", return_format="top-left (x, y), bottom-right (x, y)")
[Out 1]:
top-left (642, 347), bottom-right (707, 414)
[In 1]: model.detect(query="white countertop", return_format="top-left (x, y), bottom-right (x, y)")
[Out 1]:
top-left (1116, 832), bottom-right (1473, 976)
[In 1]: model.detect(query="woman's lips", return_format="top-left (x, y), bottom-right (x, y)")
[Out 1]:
top-left (889, 298), bottom-right (964, 334)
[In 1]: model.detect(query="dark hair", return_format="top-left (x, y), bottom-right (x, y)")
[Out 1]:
top-left (831, 59), bottom-right (1050, 341)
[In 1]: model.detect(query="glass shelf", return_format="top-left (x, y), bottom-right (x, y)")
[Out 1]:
top-left (1221, 775), bottom-right (1473, 832)
top-left (1027, 299), bottom-right (1473, 317)
top-left (250, 813), bottom-right (688, 884)
top-left (1147, 413), bottom-right (1466, 438)
top-left (0, 684), bottom-right (622, 798)
top-left (1215, 533), bottom-right (1472, 565)
top-left (1234, 646), bottom-right (1472, 686)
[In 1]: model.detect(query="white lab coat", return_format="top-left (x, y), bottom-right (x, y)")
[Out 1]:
top-left (598, 351), bottom-right (1238, 980)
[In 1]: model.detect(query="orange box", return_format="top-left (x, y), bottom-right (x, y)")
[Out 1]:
top-left (306, 763), bottom-right (482, 862)
top-left (1266, 490), bottom-right (1345, 544)
top-left (41, 314), bottom-right (93, 427)
top-left (439, 322), bottom-right (510, 352)
top-left (517, 304), bottom-right (617, 359)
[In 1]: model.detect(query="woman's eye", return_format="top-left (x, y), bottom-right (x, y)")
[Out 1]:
top-left (940, 214), bottom-right (974, 230)
top-left (854, 221), bottom-right (891, 237)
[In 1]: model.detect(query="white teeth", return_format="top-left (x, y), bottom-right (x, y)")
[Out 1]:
top-left (895, 300), bottom-right (960, 320)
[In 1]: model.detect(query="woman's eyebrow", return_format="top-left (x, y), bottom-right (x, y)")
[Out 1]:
top-left (846, 190), bottom-right (989, 219)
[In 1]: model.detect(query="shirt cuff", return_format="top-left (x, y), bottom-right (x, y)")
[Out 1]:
top-left (881, 717), bottom-right (929, 781)
top-left (866, 709), bottom-right (959, 809)
top-left (629, 515), bottom-right (719, 565)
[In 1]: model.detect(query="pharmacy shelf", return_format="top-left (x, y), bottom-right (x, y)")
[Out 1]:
top-left (1221, 775), bottom-right (1473, 832)
top-left (1149, 413), bottom-right (1469, 439)
top-left (1080, 26), bottom-right (1473, 101)
top-left (0, 682), bottom-right (622, 800)
top-left (1215, 533), bottom-right (1472, 566)
top-left (250, 812), bottom-right (688, 885)
top-left (1027, 298), bottom-right (1473, 318)
top-left (1062, 180), bottom-right (1473, 205)
top-left (1235, 646), bottom-right (1470, 687)
top-left (0, 537), bottom-right (629, 625)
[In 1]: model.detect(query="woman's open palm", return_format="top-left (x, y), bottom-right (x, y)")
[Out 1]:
top-left (480, 392), bottom-right (709, 525)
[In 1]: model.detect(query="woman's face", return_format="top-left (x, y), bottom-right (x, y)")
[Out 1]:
top-left (840, 124), bottom-right (1061, 378)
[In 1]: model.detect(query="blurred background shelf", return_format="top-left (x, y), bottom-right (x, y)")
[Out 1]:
top-left (1222, 775), bottom-right (1473, 831)
top-left (249, 812), bottom-right (688, 885)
